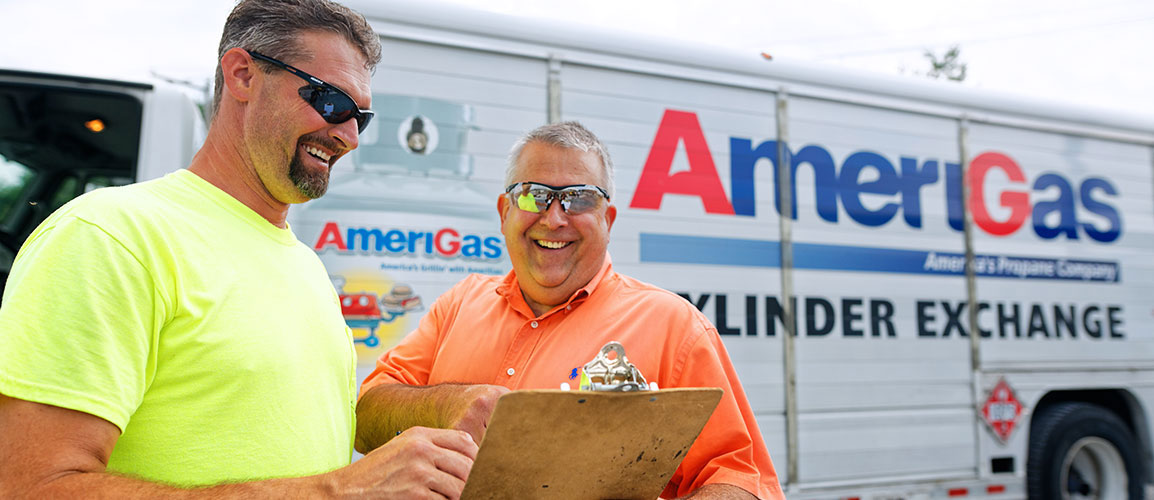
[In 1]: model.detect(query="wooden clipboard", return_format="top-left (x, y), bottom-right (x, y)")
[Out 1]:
top-left (460, 387), bottom-right (723, 500)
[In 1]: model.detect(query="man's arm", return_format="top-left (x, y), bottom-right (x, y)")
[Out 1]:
top-left (676, 483), bottom-right (758, 499)
top-left (356, 383), bottom-right (509, 452)
top-left (0, 394), bottom-right (477, 499)
top-left (663, 323), bottom-right (784, 500)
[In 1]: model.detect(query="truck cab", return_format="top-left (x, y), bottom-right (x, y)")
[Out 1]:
top-left (0, 70), bottom-right (204, 297)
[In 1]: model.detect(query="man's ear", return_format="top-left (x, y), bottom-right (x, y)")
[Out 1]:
top-left (497, 194), bottom-right (510, 224)
top-left (604, 203), bottom-right (617, 232)
top-left (219, 47), bottom-right (260, 104)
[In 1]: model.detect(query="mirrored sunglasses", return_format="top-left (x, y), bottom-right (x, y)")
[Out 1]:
top-left (247, 50), bottom-right (374, 134)
top-left (505, 182), bottom-right (610, 215)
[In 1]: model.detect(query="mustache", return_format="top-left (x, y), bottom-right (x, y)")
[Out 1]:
top-left (299, 134), bottom-right (345, 155)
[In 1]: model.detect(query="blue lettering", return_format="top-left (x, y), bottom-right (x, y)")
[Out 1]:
top-left (945, 162), bottom-right (964, 232)
top-left (1032, 173), bottom-right (1078, 240)
top-left (483, 236), bottom-right (503, 259)
top-left (794, 145), bottom-right (840, 223)
top-left (899, 157), bottom-right (939, 228)
top-left (1080, 178), bottom-right (1122, 243)
top-left (838, 151), bottom-right (899, 227)
top-left (347, 228), bottom-right (385, 251)
top-left (384, 230), bottom-right (406, 252)
top-left (729, 137), bottom-right (775, 217)
top-left (730, 140), bottom-right (838, 222)
top-left (407, 231), bottom-right (425, 253)
top-left (461, 235), bottom-right (484, 257)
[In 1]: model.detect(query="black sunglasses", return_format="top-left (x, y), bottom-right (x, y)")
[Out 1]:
top-left (247, 50), bottom-right (374, 134)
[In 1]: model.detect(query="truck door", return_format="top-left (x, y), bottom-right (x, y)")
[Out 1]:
top-left (0, 72), bottom-right (144, 297)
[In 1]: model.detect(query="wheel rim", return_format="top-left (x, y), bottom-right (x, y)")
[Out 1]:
top-left (1059, 436), bottom-right (1128, 500)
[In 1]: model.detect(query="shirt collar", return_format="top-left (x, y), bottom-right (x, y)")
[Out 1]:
top-left (496, 253), bottom-right (614, 319)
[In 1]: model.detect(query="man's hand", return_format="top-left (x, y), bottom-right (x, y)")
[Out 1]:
top-left (322, 426), bottom-right (477, 499)
top-left (356, 383), bottom-right (510, 452)
top-left (437, 384), bottom-right (509, 445)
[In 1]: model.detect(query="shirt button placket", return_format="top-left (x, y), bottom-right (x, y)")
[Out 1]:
top-left (505, 319), bottom-right (539, 383)
top-left (515, 321), bottom-right (538, 377)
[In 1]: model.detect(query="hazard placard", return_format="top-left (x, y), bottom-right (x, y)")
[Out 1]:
top-left (980, 378), bottom-right (1025, 443)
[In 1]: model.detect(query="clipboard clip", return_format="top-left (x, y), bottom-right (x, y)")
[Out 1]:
top-left (579, 341), bottom-right (654, 392)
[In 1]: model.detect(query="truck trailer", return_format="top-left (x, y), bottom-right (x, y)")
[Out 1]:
top-left (2, 1), bottom-right (1152, 498)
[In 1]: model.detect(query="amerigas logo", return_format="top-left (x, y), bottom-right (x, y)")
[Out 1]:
top-left (630, 109), bottom-right (1124, 283)
top-left (630, 109), bottom-right (1122, 243)
top-left (313, 221), bottom-right (503, 260)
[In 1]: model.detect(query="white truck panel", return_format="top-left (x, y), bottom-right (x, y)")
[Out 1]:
top-left (799, 408), bottom-right (975, 483)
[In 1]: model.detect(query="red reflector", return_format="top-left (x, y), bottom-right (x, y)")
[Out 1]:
top-left (948, 488), bottom-right (968, 496)
top-left (988, 485), bottom-right (1006, 494)
top-left (845, 497), bottom-right (861, 500)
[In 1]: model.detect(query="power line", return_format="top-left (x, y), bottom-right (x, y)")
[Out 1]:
top-left (769, 0), bottom-right (1152, 47)
top-left (809, 14), bottom-right (1154, 60)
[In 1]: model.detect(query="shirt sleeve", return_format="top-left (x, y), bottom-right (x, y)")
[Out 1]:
top-left (663, 325), bottom-right (786, 500)
top-left (0, 215), bottom-right (163, 432)
top-left (359, 283), bottom-right (453, 395)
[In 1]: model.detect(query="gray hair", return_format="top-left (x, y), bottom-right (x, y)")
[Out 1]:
top-left (504, 121), bottom-right (616, 200)
top-left (210, 0), bottom-right (382, 120)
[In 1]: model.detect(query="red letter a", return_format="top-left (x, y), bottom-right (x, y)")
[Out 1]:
top-left (314, 222), bottom-right (348, 251)
top-left (629, 110), bottom-right (734, 215)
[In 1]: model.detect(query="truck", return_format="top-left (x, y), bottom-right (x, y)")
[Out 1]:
top-left (3, 1), bottom-right (1152, 498)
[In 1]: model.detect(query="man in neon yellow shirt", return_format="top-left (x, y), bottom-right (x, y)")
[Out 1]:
top-left (0, 0), bottom-right (475, 497)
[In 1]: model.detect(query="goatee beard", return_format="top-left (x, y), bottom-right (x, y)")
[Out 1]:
top-left (289, 151), bottom-right (330, 199)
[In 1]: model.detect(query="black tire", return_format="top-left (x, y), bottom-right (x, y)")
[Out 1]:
top-left (1027, 401), bottom-right (1146, 500)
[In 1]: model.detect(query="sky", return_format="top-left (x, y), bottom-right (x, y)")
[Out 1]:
top-left (1, 0), bottom-right (1152, 119)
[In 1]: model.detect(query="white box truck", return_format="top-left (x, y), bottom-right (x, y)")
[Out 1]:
top-left (4, 1), bottom-right (1153, 498)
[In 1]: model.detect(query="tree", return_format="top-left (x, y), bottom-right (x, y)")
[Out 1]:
top-left (924, 44), bottom-right (967, 82)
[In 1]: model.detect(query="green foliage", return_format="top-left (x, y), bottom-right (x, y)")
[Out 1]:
top-left (924, 44), bottom-right (968, 82)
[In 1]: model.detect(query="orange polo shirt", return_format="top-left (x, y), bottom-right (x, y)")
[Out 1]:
top-left (362, 255), bottom-right (784, 499)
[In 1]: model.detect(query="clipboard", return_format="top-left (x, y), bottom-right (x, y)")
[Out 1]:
top-left (460, 387), bottom-right (723, 500)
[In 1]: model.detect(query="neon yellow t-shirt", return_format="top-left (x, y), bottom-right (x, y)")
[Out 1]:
top-left (0, 169), bottom-right (357, 486)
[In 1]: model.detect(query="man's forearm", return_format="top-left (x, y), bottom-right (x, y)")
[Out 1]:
top-left (355, 383), bottom-right (507, 453)
top-left (11, 471), bottom-right (327, 499)
top-left (356, 383), bottom-right (460, 453)
top-left (8, 426), bottom-right (476, 500)
top-left (677, 483), bottom-right (759, 500)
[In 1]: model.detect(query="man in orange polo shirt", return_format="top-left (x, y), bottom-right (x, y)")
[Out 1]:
top-left (355, 122), bottom-right (784, 500)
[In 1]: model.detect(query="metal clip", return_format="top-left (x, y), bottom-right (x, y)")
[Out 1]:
top-left (579, 341), bottom-right (650, 392)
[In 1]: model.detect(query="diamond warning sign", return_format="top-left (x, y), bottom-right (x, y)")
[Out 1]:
top-left (980, 378), bottom-right (1025, 443)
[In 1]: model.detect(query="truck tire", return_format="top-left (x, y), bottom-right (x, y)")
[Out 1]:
top-left (1027, 401), bottom-right (1145, 500)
